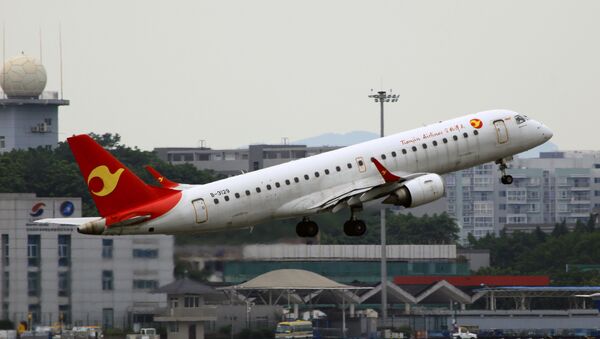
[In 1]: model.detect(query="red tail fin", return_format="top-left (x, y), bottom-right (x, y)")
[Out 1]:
top-left (68, 134), bottom-right (177, 217)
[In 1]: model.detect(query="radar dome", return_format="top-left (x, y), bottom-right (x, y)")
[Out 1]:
top-left (0, 54), bottom-right (47, 98)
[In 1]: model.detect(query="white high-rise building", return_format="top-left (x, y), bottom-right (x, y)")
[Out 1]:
top-left (0, 193), bottom-right (173, 329)
top-left (446, 151), bottom-right (600, 240)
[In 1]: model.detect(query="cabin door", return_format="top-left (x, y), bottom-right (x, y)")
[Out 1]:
top-left (493, 120), bottom-right (509, 144)
top-left (192, 199), bottom-right (208, 223)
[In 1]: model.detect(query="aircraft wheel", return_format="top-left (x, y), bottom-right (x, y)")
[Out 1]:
top-left (344, 220), bottom-right (367, 236)
top-left (501, 175), bottom-right (513, 185)
top-left (305, 221), bottom-right (319, 237)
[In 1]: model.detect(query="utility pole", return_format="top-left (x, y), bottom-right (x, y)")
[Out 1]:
top-left (368, 89), bottom-right (399, 325)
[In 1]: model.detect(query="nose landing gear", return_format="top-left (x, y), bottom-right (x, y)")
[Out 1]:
top-left (496, 157), bottom-right (514, 185)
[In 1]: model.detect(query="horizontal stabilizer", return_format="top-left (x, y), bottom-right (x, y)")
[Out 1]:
top-left (34, 217), bottom-right (102, 226)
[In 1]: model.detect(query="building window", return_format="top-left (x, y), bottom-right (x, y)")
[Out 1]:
top-left (102, 239), bottom-right (113, 259)
top-left (58, 272), bottom-right (70, 297)
top-left (27, 235), bottom-right (40, 267)
top-left (28, 304), bottom-right (41, 325)
top-left (133, 249), bottom-right (159, 258)
top-left (28, 271), bottom-right (40, 297)
top-left (102, 308), bottom-right (114, 329)
top-left (184, 296), bottom-right (201, 308)
top-left (2, 272), bottom-right (8, 298)
top-left (2, 234), bottom-right (8, 266)
top-left (0, 136), bottom-right (5, 149)
top-left (59, 304), bottom-right (71, 325)
top-left (170, 297), bottom-right (179, 308)
top-left (133, 280), bottom-right (159, 290)
top-left (169, 322), bottom-right (179, 333)
top-left (102, 271), bottom-right (113, 291)
top-left (58, 235), bottom-right (70, 267)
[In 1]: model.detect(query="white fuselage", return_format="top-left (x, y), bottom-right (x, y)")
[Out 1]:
top-left (107, 110), bottom-right (552, 235)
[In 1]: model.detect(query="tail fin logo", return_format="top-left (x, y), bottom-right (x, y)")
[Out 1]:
top-left (87, 165), bottom-right (125, 197)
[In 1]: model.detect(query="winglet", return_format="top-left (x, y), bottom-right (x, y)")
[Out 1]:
top-left (370, 157), bottom-right (402, 183)
top-left (145, 166), bottom-right (179, 189)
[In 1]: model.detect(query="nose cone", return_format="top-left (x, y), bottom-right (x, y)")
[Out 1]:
top-left (540, 124), bottom-right (553, 141)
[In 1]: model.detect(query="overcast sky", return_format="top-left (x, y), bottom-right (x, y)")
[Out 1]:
top-left (1, 1), bottom-right (598, 150)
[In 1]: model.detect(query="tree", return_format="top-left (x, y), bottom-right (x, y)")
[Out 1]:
top-left (552, 220), bottom-right (569, 237)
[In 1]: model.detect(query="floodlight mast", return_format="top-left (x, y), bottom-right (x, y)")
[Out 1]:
top-left (368, 89), bottom-right (399, 324)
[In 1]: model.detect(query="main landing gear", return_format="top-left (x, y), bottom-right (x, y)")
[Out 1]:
top-left (496, 158), bottom-right (513, 185)
top-left (296, 217), bottom-right (319, 237)
top-left (344, 208), bottom-right (367, 237)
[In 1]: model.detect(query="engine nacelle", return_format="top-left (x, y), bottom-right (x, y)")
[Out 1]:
top-left (385, 173), bottom-right (445, 208)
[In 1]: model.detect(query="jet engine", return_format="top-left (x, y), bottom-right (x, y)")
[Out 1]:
top-left (383, 173), bottom-right (445, 208)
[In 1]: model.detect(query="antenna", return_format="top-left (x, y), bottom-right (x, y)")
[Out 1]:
top-left (59, 23), bottom-right (63, 99)
top-left (39, 26), bottom-right (42, 63)
top-left (2, 22), bottom-right (5, 98)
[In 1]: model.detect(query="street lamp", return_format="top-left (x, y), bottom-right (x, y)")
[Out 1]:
top-left (368, 89), bottom-right (399, 324)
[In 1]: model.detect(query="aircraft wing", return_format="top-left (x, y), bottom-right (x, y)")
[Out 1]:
top-left (309, 158), bottom-right (428, 212)
top-left (34, 217), bottom-right (102, 226)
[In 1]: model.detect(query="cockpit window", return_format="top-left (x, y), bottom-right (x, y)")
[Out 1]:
top-left (515, 115), bottom-right (527, 124)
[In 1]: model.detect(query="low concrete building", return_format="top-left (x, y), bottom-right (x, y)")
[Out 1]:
top-left (153, 278), bottom-right (220, 339)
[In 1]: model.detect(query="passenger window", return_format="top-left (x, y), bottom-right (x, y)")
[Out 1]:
top-left (256, 187), bottom-right (261, 193)
top-left (474, 130), bottom-right (479, 136)
top-left (214, 198), bottom-right (219, 204)
top-left (304, 174), bottom-right (309, 180)
top-left (358, 160), bottom-right (364, 166)
top-left (224, 196), bottom-right (230, 202)
top-left (266, 184), bottom-right (272, 190)
top-left (391, 151), bottom-right (397, 157)
top-left (433, 140), bottom-right (438, 146)
top-left (443, 138), bottom-right (448, 143)
top-left (294, 177), bottom-right (299, 183)
top-left (285, 180), bottom-right (290, 185)
top-left (245, 190), bottom-right (251, 196)
top-left (463, 132), bottom-right (468, 138)
top-left (453, 135), bottom-right (458, 141)
top-left (314, 171), bottom-right (320, 177)
top-left (235, 193), bottom-right (240, 198)
top-left (275, 182), bottom-right (281, 188)
top-left (325, 169), bottom-right (330, 175)
top-left (412, 146), bottom-right (417, 152)
top-left (336, 166), bottom-right (341, 172)
top-left (347, 163), bottom-right (352, 169)
top-left (381, 154), bottom-right (386, 160)
top-left (422, 144), bottom-right (427, 149)
top-left (402, 149), bottom-right (407, 154)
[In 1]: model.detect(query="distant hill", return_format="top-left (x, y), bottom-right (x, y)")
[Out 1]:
top-left (293, 131), bottom-right (378, 147)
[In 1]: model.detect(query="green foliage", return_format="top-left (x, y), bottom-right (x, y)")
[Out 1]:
top-left (0, 133), bottom-right (223, 216)
top-left (177, 209), bottom-right (460, 245)
top-left (469, 215), bottom-right (600, 284)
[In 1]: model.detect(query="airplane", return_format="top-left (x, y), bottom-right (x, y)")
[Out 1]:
top-left (36, 109), bottom-right (553, 237)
